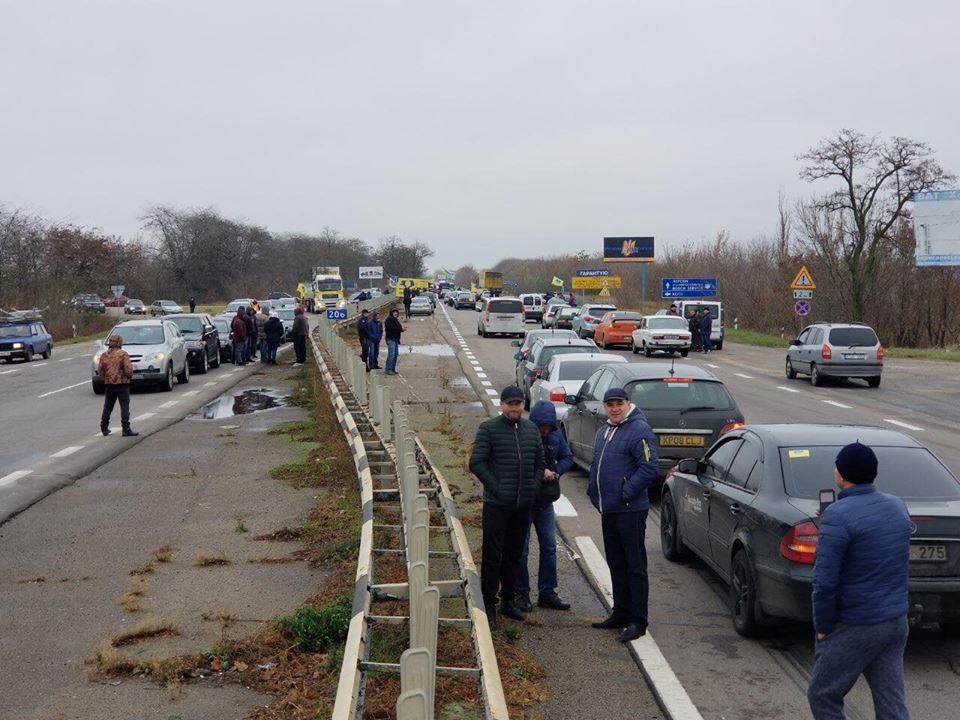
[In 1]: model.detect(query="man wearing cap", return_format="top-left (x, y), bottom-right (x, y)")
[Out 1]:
top-left (807, 442), bottom-right (912, 720)
top-left (469, 385), bottom-right (545, 630)
top-left (588, 387), bottom-right (658, 643)
top-left (97, 334), bottom-right (138, 437)
top-left (667, 303), bottom-right (678, 316)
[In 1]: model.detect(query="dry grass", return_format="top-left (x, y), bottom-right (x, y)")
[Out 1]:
top-left (152, 545), bottom-right (176, 563)
top-left (94, 618), bottom-right (181, 678)
top-left (129, 559), bottom-right (155, 576)
top-left (118, 576), bottom-right (150, 612)
top-left (112, 618), bottom-right (179, 647)
top-left (194, 552), bottom-right (232, 567)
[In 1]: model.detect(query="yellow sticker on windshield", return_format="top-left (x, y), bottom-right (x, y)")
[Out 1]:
top-left (788, 449), bottom-right (810, 458)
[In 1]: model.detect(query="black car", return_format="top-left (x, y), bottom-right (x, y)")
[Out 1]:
top-left (70, 293), bottom-right (106, 313)
top-left (211, 316), bottom-right (234, 362)
top-left (165, 313), bottom-right (220, 373)
top-left (661, 424), bottom-right (960, 636)
top-left (514, 338), bottom-right (597, 409)
top-left (561, 363), bottom-right (744, 475)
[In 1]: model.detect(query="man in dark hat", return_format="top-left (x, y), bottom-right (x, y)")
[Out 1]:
top-left (808, 442), bottom-right (912, 720)
top-left (588, 386), bottom-right (658, 643)
top-left (469, 385), bottom-right (545, 630)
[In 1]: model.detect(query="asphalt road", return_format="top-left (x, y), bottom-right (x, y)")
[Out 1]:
top-left (438, 303), bottom-right (960, 720)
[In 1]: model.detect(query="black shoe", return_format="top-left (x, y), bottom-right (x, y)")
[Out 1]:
top-left (591, 614), bottom-right (628, 629)
top-left (538, 591), bottom-right (571, 611)
top-left (617, 622), bottom-right (647, 643)
top-left (515, 593), bottom-right (533, 613)
top-left (122, 429), bottom-right (139, 437)
top-left (500, 601), bottom-right (527, 622)
top-left (101, 427), bottom-right (111, 436)
top-left (486, 608), bottom-right (498, 631)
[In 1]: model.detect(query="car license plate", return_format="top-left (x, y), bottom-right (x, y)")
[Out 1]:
top-left (844, 353), bottom-right (866, 360)
top-left (0, 351), bottom-right (9, 357)
top-left (658, 434), bottom-right (705, 447)
top-left (910, 544), bottom-right (947, 562)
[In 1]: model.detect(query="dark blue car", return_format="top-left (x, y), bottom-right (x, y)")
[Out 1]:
top-left (0, 318), bottom-right (54, 362)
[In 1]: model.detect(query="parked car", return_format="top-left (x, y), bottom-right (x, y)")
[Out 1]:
top-left (210, 315), bottom-right (234, 362)
top-left (510, 329), bottom-right (582, 362)
top-left (267, 291), bottom-right (294, 300)
top-left (594, 311), bottom-right (644, 349)
top-left (70, 293), bottom-right (106, 313)
top-left (542, 303), bottom-right (570, 329)
top-left (561, 362), bottom-right (744, 476)
top-left (661, 424), bottom-right (960, 636)
top-left (785, 322), bottom-right (883, 388)
top-left (410, 296), bottom-right (434, 316)
top-left (554, 306), bottom-right (579, 330)
top-left (515, 337), bottom-right (599, 408)
top-left (454, 291), bottom-right (475, 309)
top-left (631, 315), bottom-right (693, 357)
top-left (103, 295), bottom-right (129, 308)
top-left (0, 315), bottom-right (54, 362)
top-left (165, 313), bottom-right (221, 373)
top-left (275, 308), bottom-right (295, 342)
top-left (92, 319), bottom-right (189, 393)
top-left (124, 299), bottom-right (146, 315)
top-left (572, 304), bottom-right (617, 339)
top-left (150, 300), bottom-right (183, 316)
top-left (478, 296), bottom-right (525, 338)
top-left (529, 353), bottom-right (628, 422)
top-left (520, 293), bottom-right (545, 323)
top-left (224, 298), bottom-right (256, 315)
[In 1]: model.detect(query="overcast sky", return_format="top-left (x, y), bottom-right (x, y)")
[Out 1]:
top-left (2, 1), bottom-right (958, 272)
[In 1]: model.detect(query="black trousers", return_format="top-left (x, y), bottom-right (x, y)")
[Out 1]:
top-left (359, 335), bottom-right (369, 363)
top-left (101, 385), bottom-right (131, 431)
top-left (601, 510), bottom-right (649, 624)
top-left (293, 335), bottom-right (307, 363)
top-left (481, 502), bottom-right (530, 610)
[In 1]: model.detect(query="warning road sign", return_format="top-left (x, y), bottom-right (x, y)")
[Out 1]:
top-left (790, 266), bottom-right (816, 290)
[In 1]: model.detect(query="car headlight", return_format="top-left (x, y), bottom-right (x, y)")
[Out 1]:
top-left (12, 342), bottom-right (23, 349)
top-left (186, 340), bottom-right (204, 349)
top-left (145, 352), bottom-right (166, 363)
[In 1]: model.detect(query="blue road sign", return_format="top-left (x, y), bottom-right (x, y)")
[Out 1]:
top-left (503, 279), bottom-right (518, 288)
top-left (326, 308), bottom-right (348, 321)
top-left (794, 300), bottom-right (811, 316)
top-left (576, 269), bottom-right (610, 277)
top-left (661, 277), bottom-right (718, 298)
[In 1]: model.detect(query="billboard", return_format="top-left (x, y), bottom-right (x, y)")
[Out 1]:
top-left (603, 236), bottom-right (655, 262)
top-left (359, 266), bottom-right (384, 279)
top-left (914, 191), bottom-right (960, 266)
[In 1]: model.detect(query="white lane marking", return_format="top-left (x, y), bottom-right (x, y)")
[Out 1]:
top-left (575, 536), bottom-right (704, 720)
top-left (38, 381), bottom-right (89, 398)
top-left (203, 381), bottom-right (216, 387)
top-left (822, 400), bottom-right (852, 409)
top-left (485, 389), bottom-right (499, 396)
top-left (49, 445), bottom-right (84, 458)
top-left (0, 469), bottom-right (33, 487)
top-left (734, 373), bottom-right (753, 379)
top-left (132, 412), bottom-right (156, 422)
top-left (93, 427), bottom-right (121, 437)
top-left (470, 361), bottom-right (481, 366)
top-left (706, 363), bottom-right (720, 368)
top-left (776, 385), bottom-right (801, 393)
top-left (57, 357), bottom-right (73, 362)
top-left (158, 400), bottom-right (178, 409)
top-left (182, 390), bottom-right (200, 397)
top-left (481, 380), bottom-right (493, 387)
top-left (231, 367), bottom-right (243, 373)
top-left (554, 494), bottom-right (578, 517)
top-left (884, 418), bottom-right (925, 432)
top-left (30, 362), bottom-right (49, 368)
top-left (1, 369), bottom-right (20, 375)
top-left (476, 372), bottom-right (487, 379)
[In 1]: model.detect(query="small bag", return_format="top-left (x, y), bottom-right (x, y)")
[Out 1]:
top-left (540, 476), bottom-right (561, 503)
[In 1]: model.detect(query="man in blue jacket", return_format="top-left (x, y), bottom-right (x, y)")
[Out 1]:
top-left (700, 307), bottom-right (713, 353)
top-left (515, 401), bottom-right (575, 613)
top-left (808, 442), bottom-right (912, 720)
top-left (366, 309), bottom-right (383, 370)
top-left (588, 387), bottom-right (659, 643)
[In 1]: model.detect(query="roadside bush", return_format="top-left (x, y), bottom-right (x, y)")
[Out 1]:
top-left (279, 595), bottom-right (352, 652)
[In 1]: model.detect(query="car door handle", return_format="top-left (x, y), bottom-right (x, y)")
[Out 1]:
top-left (702, 491), bottom-right (711, 499)
top-left (729, 503), bottom-right (742, 515)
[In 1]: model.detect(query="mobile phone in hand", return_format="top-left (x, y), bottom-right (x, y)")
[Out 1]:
top-left (818, 489), bottom-right (836, 516)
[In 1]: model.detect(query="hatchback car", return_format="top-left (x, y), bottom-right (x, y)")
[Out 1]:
top-left (572, 304), bottom-right (617, 339)
top-left (541, 303), bottom-right (570, 329)
top-left (785, 322), bottom-right (883, 387)
top-left (511, 328), bottom-right (582, 362)
top-left (515, 337), bottom-right (598, 408)
top-left (478, 297), bottom-right (525, 338)
top-left (661, 424), bottom-right (960, 636)
top-left (165, 313), bottom-right (221, 373)
top-left (92, 319), bottom-right (189, 393)
top-left (594, 311), bottom-right (643, 349)
top-left (632, 315), bottom-right (693, 357)
top-left (529, 353), bottom-right (627, 422)
top-left (410, 296), bottom-right (434, 316)
top-left (554, 306), bottom-right (579, 330)
top-left (150, 300), bottom-right (183, 316)
top-left (561, 363), bottom-right (744, 475)
top-left (454, 291), bottom-right (475, 309)
top-left (0, 317), bottom-right (54, 362)
top-left (70, 293), bottom-right (106, 313)
top-left (124, 299), bottom-right (146, 315)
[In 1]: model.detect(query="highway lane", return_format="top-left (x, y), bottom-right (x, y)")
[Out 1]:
top-left (437, 303), bottom-right (960, 720)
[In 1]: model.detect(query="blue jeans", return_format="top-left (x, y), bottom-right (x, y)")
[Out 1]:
top-left (232, 341), bottom-right (247, 364)
top-left (385, 339), bottom-right (399, 373)
top-left (368, 340), bottom-right (380, 368)
top-left (808, 616), bottom-right (910, 720)
top-left (702, 333), bottom-right (713, 353)
top-left (260, 339), bottom-right (269, 363)
top-left (516, 503), bottom-right (558, 595)
top-left (267, 340), bottom-right (279, 363)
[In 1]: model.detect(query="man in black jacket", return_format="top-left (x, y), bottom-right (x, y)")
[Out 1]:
top-left (384, 308), bottom-right (404, 375)
top-left (357, 309), bottom-right (371, 367)
top-left (469, 385), bottom-right (545, 629)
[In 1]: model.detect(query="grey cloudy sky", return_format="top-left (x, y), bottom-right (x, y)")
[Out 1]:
top-left (2, 1), bottom-right (958, 272)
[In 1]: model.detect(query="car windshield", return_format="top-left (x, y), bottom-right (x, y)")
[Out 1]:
top-left (627, 379), bottom-right (735, 411)
top-left (111, 325), bottom-right (165, 345)
top-left (0, 324), bottom-right (30, 337)
top-left (525, 330), bottom-right (574, 347)
top-left (828, 327), bottom-right (878, 346)
top-left (780, 446), bottom-right (960, 500)
top-left (160, 301), bottom-right (177, 306)
top-left (648, 317), bottom-right (689, 330)
top-left (536, 346), bottom-right (596, 367)
top-left (170, 317), bottom-right (203, 334)
top-left (558, 361), bottom-right (614, 381)
top-left (610, 312), bottom-right (642, 322)
top-left (488, 299), bottom-right (523, 313)
top-left (277, 310), bottom-right (295, 320)
top-left (558, 308), bottom-right (578, 319)
top-left (225, 301), bottom-right (250, 312)
top-left (412, 297), bottom-right (430, 304)
top-left (212, 318), bottom-right (229, 332)
top-left (128, 299), bottom-right (143, 306)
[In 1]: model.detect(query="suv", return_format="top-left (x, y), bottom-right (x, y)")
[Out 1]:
top-left (572, 304), bottom-right (617, 339)
top-left (785, 322), bottom-right (883, 387)
top-left (150, 300), bottom-right (183, 316)
top-left (92, 319), bottom-right (189, 393)
top-left (166, 313), bottom-right (221, 373)
top-left (0, 316), bottom-right (54, 362)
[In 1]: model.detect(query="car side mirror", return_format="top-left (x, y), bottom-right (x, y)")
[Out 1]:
top-left (677, 457), bottom-right (700, 474)
top-left (564, 394), bottom-right (578, 405)
top-left (790, 339), bottom-right (801, 346)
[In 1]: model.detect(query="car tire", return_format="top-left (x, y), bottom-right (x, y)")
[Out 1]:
top-left (42, 345), bottom-right (52, 360)
top-left (660, 492), bottom-right (692, 561)
top-left (867, 375), bottom-right (881, 388)
top-left (92, 381), bottom-right (105, 395)
top-left (162, 364), bottom-right (175, 392)
top-left (601, 336), bottom-right (609, 349)
top-left (731, 549), bottom-right (762, 637)
top-left (177, 361), bottom-right (190, 384)
top-left (785, 358), bottom-right (797, 379)
top-left (680, 349), bottom-right (689, 358)
top-left (210, 349), bottom-right (221, 369)
top-left (644, 342), bottom-right (652, 358)
top-left (197, 352), bottom-right (209, 374)
top-left (630, 338), bottom-right (638, 354)
top-left (716, 342), bottom-right (723, 351)
top-left (25, 346), bottom-right (35, 362)
top-left (810, 363), bottom-right (823, 387)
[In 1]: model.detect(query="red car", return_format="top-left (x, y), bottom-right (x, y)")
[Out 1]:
top-left (593, 311), bottom-right (643, 349)
top-left (103, 295), bottom-right (129, 308)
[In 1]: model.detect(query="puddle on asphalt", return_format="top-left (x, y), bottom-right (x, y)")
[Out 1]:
top-left (189, 388), bottom-right (289, 420)
top-left (447, 376), bottom-right (472, 388)
top-left (404, 343), bottom-right (455, 357)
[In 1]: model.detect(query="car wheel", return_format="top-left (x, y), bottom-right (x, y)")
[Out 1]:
top-left (867, 375), bottom-right (881, 388)
top-left (162, 364), bottom-right (175, 392)
top-left (644, 342), bottom-right (652, 358)
top-left (26, 346), bottom-right (35, 362)
top-left (680, 349), bottom-right (689, 358)
top-left (630, 338), bottom-right (638, 354)
top-left (660, 492), bottom-right (692, 561)
top-left (601, 336), bottom-right (609, 349)
top-left (210, 348), bottom-right (220, 368)
top-left (197, 352), bottom-right (209, 374)
top-left (92, 381), bottom-right (105, 395)
top-left (785, 358), bottom-right (797, 379)
top-left (731, 549), bottom-right (761, 637)
top-left (42, 345), bottom-right (52, 360)
top-left (810, 363), bottom-right (823, 387)
top-left (716, 342), bottom-right (723, 351)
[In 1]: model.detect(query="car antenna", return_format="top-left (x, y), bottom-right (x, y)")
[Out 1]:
top-left (669, 357), bottom-right (676, 377)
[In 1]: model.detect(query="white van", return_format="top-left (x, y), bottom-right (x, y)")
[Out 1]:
top-left (478, 297), bottom-right (525, 338)
top-left (674, 300), bottom-right (724, 350)
top-left (519, 293), bottom-right (545, 323)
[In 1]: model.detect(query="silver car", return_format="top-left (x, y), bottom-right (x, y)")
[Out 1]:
top-left (571, 304), bottom-right (617, 339)
top-left (92, 319), bottom-right (189, 393)
top-left (410, 296), bottom-right (434, 316)
top-left (528, 353), bottom-right (628, 422)
top-left (785, 322), bottom-right (883, 388)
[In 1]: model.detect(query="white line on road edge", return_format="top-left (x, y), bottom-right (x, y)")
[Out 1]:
top-left (485, 389), bottom-right (499, 396)
top-left (554, 494), bottom-right (578, 517)
top-left (476, 372), bottom-right (487, 378)
top-left (734, 373), bottom-right (753, 379)
top-left (705, 363), bottom-right (719, 368)
top-left (0, 470), bottom-right (33, 488)
top-left (776, 386), bottom-right (801, 393)
top-left (575, 536), bottom-right (704, 720)
top-left (182, 390), bottom-right (200, 397)
top-left (0, 369), bottom-right (20, 375)
top-left (158, 400), bottom-right (179, 409)
top-left (822, 400), bottom-right (852, 409)
top-left (481, 380), bottom-right (493, 387)
top-left (133, 412), bottom-right (156, 422)
top-left (38, 381), bottom-right (89, 399)
top-left (884, 418), bottom-right (925, 431)
top-left (30, 362), bottom-right (49, 368)
top-left (203, 381), bottom-right (216, 387)
top-left (57, 357), bottom-right (73, 362)
top-left (49, 446), bottom-right (84, 458)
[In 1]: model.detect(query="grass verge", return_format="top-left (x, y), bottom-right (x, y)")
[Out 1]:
top-left (726, 327), bottom-right (960, 361)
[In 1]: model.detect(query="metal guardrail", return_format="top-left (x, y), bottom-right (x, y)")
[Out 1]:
top-left (311, 305), bottom-right (508, 720)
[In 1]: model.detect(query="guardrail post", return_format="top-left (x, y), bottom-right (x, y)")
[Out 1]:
top-left (398, 650), bottom-right (431, 720)
top-left (356, 358), bottom-right (367, 405)
top-left (396, 689), bottom-right (428, 720)
top-left (380, 386), bottom-right (391, 441)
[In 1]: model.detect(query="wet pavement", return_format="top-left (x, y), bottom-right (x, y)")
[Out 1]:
top-left (189, 388), bottom-right (289, 420)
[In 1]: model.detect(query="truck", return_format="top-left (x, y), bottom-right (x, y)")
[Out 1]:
top-left (478, 270), bottom-right (503, 294)
top-left (303, 266), bottom-right (346, 313)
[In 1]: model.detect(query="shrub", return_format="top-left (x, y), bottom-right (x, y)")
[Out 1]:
top-left (280, 595), bottom-right (352, 652)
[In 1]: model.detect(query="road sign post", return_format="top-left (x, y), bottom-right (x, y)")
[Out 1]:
top-left (327, 308), bottom-right (348, 321)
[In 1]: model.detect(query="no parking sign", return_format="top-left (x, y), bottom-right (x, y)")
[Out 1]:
top-left (794, 300), bottom-right (811, 316)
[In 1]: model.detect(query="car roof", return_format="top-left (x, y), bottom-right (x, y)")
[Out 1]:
top-left (643, 313), bottom-right (687, 320)
top-left (606, 362), bottom-right (721, 382)
top-left (164, 313), bottom-right (208, 319)
top-left (550, 353), bottom-right (627, 364)
top-left (533, 338), bottom-right (596, 349)
top-left (804, 322), bottom-right (877, 330)
top-left (113, 319), bottom-right (170, 327)
top-left (741, 424), bottom-right (923, 448)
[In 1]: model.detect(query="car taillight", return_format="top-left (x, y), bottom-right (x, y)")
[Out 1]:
top-left (522, 309), bottom-right (526, 321)
top-left (877, 345), bottom-right (884, 361)
top-left (780, 521), bottom-right (819, 564)
top-left (549, 386), bottom-right (567, 402)
top-left (486, 309), bottom-right (491, 321)
top-left (821, 344), bottom-right (832, 360)
top-left (533, 368), bottom-right (543, 378)
top-left (720, 421), bottom-right (744, 436)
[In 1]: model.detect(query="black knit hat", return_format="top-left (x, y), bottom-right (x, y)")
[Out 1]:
top-left (835, 442), bottom-right (878, 485)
